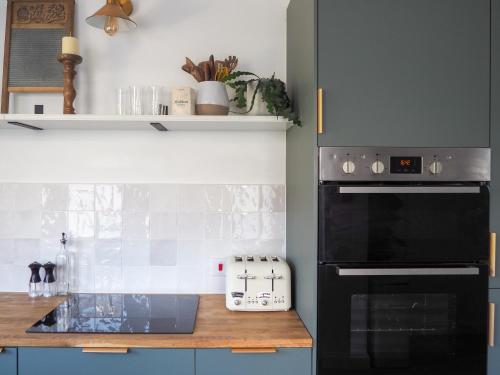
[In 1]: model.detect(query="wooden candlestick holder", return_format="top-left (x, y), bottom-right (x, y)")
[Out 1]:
top-left (57, 53), bottom-right (83, 114)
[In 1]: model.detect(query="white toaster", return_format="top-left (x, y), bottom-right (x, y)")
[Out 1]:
top-left (225, 255), bottom-right (291, 311)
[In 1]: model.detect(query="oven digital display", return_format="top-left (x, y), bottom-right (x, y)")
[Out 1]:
top-left (390, 156), bottom-right (422, 174)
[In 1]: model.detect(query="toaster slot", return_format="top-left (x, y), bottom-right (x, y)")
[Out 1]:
top-left (235, 256), bottom-right (243, 262)
top-left (247, 256), bottom-right (254, 262)
top-left (260, 256), bottom-right (268, 262)
top-left (271, 256), bottom-right (279, 262)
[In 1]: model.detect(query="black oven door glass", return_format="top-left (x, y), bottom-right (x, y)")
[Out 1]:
top-left (318, 184), bottom-right (489, 263)
top-left (317, 264), bottom-right (488, 375)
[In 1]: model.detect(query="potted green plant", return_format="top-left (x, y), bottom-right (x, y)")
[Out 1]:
top-left (222, 71), bottom-right (301, 126)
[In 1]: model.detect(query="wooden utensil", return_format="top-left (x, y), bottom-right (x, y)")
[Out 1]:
top-left (209, 55), bottom-right (216, 81)
top-left (182, 57), bottom-right (204, 82)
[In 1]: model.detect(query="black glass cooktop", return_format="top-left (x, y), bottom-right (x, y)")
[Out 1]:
top-left (27, 294), bottom-right (199, 334)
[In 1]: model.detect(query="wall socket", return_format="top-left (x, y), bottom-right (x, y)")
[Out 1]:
top-left (209, 258), bottom-right (226, 277)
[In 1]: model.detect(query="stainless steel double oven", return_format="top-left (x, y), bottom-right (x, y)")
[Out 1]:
top-left (317, 147), bottom-right (491, 375)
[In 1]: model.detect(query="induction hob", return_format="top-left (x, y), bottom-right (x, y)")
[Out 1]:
top-left (27, 294), bottom-right (199, 334)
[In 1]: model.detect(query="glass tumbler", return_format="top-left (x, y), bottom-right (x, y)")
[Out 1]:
top-left (131, 85), bottom-right (144, 115)
top-left (117, 87), bottom-right (131, 115)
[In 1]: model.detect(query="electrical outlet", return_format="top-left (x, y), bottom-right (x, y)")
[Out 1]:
top-left (209, 258), bottom-right (226, 277)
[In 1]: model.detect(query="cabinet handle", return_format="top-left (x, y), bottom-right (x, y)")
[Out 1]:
top-left (82, 348), bottom-right (129, 354)
top-left (231, 348), bottom-right (277, 354)
top-left (490, 303), bottom-right (496, 348)
top-left (491, 232), bottom-right (497, 277)
top-left (317, 88), bottom-right (323, 134)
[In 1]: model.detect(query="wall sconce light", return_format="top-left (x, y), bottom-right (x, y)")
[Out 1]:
top-left (86, 0), bottom-right (137, 36)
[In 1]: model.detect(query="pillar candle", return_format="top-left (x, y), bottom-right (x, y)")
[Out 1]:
top-left (62, 36), bottom-right (79, 55)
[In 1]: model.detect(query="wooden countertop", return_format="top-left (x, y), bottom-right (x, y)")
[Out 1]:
top-left (0, 294), bottom-right (312, 349)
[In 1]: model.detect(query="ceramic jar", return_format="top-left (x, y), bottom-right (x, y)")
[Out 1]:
top-left (196, 81), bottom-right (230, 115)
top-left (246, 81), bottom-right (271, 116)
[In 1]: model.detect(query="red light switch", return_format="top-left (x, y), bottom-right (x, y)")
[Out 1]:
top-left (218, 263), bottom-right (224, 272)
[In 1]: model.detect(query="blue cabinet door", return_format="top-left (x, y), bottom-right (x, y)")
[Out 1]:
top-left (491, 0), bottom-right (500, 289)
top-left (0, 348), bottom-right (17, 375)
top-left (489, 290), bottom-right (500, 374)
top-left (196, 348), bottom-right (311, 375)
top-left (19, 348), bottom-right (194, 375)
top-left (318, 0), bottom-right (490, 147)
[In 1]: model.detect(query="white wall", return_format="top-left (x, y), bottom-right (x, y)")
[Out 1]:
top-left (0, 0), bottom-right (288, 185)
top-left (0, 0), bottom-right (289, 293)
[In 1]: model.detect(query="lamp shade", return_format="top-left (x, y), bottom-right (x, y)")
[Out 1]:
top-left (86, 0), bottom-right (136, 32)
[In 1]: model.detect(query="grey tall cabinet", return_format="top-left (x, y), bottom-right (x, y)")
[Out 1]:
top-left (287, 0), bottom-right (496, 374)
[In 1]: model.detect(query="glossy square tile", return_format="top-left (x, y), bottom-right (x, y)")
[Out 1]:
top-left (68, 211), bottom-right (95, 239)
top-left (0, 212), bottom-right (15, 239)
top-left (122, 266), bottom-right (151, 292)
top-left (232, 213), bottom-right (261, 240)
top-left (0, 239), bottom-right (15, 264)
top-left (261, 212), bottom-right (286, 240)
top-left (150, 212), bottom-right (177, 240)
top-left (261, 185), bottom-right (286, 212)
top-left (77, 262), bottom-right (95, 293)
top-left (232, 185), bottom-right (261, 212)
top-left (177, 213), bottom-right (204, 240)
top-left (122, 240), bottom-right (150, 267)
top-left (150, 266), bottom-right (178, 293)
top-left (0, 184), bottom-right (16, 211)
top-left (95, 266), bottom-right (123, 293)
top-left (204, 240), bottom-right (233, 258)
top-left (150, 184), bottom-right (178, 212)
top-left (41, 211), bottom-right (67, 238)
top-left (177, 266), bottom-right (203, 293)
top-left (179, 185), bottom-right (206, 212)
top-left (256, 239), bottom-right (286, 257)
top-left (68, 184), bottom-right (95, 211)
top-left (96, 211), bottom-right (122, 239)
top-left (177, 240), bottom-right (203, 266)
top-left (13, 211), bottom-right (41, 239)
top-left (14, 184), bottom-right (41, 211)
top-left (123, 212), bottom-right (150, 240)
top-left (14, 239), bottom-right (40, 266)
top-left (123, 185), bottom-right (150, 212)
top-left (205, 185), bottom-right (232, 212)
top-left (150, 240), bottom-right (177, 266)
top-left (41, 184), bottom-right (68, 211)
top-left (205, 213), bottom-right (231, 240)
top-left (71, 239), bottom-right (96, 265)
top-left (231, 240), bottom-right (259, 255)
top-left (95, 184), bottom-right (123, 211)
top-left (39, 238), bottom-right (61, 263)
top-left (95, 239), bottom-right (122, 266)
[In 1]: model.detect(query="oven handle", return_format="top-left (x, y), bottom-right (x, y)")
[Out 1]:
top-left (338, 186), bottom-right (480, 194)
top-left (336, 267), bottom-right (480, 276)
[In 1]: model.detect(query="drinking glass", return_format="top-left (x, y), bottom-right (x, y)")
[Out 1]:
top-left (117, 87), bottom-right (131, 115)
top-left (131, 85), bottom-right (144, 115)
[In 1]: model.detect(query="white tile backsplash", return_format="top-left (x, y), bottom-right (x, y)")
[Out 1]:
top-left (0, 183), bottom-right (286, 293)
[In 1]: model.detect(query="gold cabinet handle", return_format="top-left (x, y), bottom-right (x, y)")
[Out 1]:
top-left (82, 347), bottom-right (129, 354)
top-left (231, 348), bottom-right (277, 354)
top-left (491, 232), bottom-right (497, 277)
top-left (317, 88), bottom-right (323, 134)
top-left (490, 303), bottom-right (496, 348)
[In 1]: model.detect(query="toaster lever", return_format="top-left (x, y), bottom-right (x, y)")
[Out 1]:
top-left (237, 274), bottom-right (256, 280)
top-left (264, 274), bottom-right (283, 280)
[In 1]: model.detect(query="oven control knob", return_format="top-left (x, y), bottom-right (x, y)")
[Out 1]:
top-left (429, 161), bottom-right (443, 175)
top-left (342, 161), bottom-right (356, 174)
top-left (371, 161), bottom-right (385, 174)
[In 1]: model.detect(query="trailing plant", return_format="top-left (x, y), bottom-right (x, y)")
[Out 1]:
top-left (222, 71), bottom-right (301, 127)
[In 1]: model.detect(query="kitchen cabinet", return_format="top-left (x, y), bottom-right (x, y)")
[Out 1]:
top-left (317, 0), bottom-right (490, 147)
top-left (18, 348), bottom-right (194, 375)
top-left (195, 349), bottom-right (312, 375)
top-left (0, 348), bottom-right (17, 375)
top-left (491, 0), bottom-right (500, 289)
top-left (489, 290), bottom-right (500, 374)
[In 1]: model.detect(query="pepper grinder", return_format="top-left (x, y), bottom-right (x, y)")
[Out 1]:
top-left (28, 262), bottom-right (43, 297)
top-left (42, 262), bottom-right (57, 297)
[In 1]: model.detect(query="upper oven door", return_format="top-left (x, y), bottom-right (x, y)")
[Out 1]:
top-left (317, 264), bottom-right (488, 375)
top-left (318, 183), bottom-right (489, 263)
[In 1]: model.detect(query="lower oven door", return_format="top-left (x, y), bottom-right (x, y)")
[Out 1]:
top-left (317, 264), bottom-right (488, 375)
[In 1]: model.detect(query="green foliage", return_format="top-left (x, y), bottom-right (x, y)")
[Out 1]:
top-left (222, 71), bottom-right (302, 127)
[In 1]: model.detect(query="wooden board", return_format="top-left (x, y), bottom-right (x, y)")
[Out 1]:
top-left (0, 294), bottom-right (312, 348)
top-left (1, 0), bottom-right (75, 113)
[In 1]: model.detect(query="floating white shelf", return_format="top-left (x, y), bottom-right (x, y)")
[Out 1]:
top-left (0, 114), bottom-right (293, 132)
